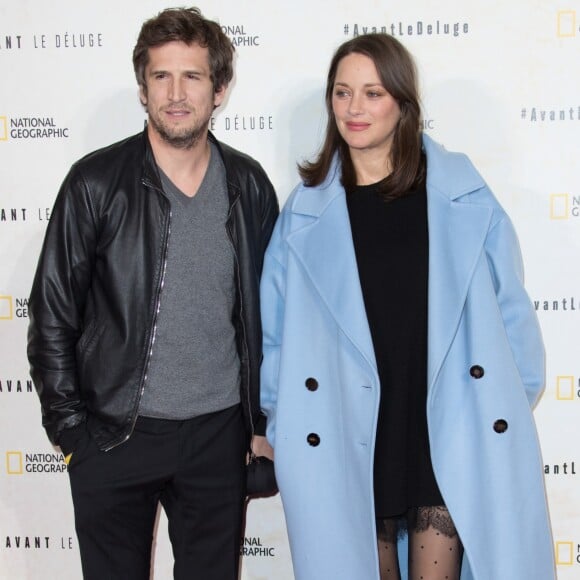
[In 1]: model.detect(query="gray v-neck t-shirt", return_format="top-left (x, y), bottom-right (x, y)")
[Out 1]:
top-left (139, 142), bottom-right (240, 419)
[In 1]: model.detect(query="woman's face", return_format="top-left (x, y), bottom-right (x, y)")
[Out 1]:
top-left (332, 52), bottom-right (401, 160)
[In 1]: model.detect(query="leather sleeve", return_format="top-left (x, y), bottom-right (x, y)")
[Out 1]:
top-left (258, 172), bottom-right (280, 261)
top-left (27, 164), bottom-right (96, 445)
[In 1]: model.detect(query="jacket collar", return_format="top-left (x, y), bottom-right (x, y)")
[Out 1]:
top-left (139, 127), bottom-right (241, 206)
top-left (206, 130), bottom-right (241, 205)
top-left (140, 128), bottom-right (164, 193)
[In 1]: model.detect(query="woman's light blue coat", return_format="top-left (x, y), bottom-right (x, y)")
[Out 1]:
top-left (260, 135), bottom-right (555, 580)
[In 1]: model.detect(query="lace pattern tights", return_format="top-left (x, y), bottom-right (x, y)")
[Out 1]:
top-left (376, 506), bottom-right (462, 580)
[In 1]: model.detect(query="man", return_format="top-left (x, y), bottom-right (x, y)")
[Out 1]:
top-left (27, 7), bottom-right (278, 579)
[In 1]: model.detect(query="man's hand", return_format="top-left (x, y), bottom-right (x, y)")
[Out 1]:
top-left (250, 435), bottom-right (274, 461)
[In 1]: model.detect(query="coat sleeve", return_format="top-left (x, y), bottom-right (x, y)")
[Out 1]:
top-left (484, 214), bottom-right (545, 407)
top-left (259, 216), bottom-right (288, 447)
top-left (27, 165), bottom-right (96, 448)
top-left (252, 168), bottom-right (279, 436)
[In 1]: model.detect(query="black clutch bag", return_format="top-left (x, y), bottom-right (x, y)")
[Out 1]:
top-left (246, 454), bottom-right (278, 498)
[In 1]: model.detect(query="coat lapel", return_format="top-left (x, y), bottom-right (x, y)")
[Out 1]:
top-left (424, 136), bottom-right (493, 393)
top-left (283, 137), bottom-right (494, 390)
top-left (286, 165), bottom-right (377, 370)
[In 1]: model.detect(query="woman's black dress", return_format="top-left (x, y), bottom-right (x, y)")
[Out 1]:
top-left (346, 179), bottom-right (444, 519)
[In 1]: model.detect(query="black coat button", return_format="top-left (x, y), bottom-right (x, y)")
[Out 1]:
top-left (305, 377), bottom-right (318, 391)
top-left (470, 365), bottom-right (484, 379)
top-left (493, 419), bottom-right (508, 433)
top-left (307, 433), bottom-right (320, 446)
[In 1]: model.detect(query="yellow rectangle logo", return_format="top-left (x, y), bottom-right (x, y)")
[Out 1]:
top-left (6, 451), bottom-right (23, 475)
top-left (0, 116), bottom-right (7, 141)
top-left (0, 296), bottom-right (13, 320)
top-left (555, 541), bottom-right (574, 565)
top-left (557, 10), bottom-right (576, 37)
top-left (556, 376), bottom-right (575, 400)
top-left (550, 193), bottom-right (569, 220)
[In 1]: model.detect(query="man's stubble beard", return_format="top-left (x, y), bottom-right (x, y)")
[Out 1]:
top-left (148, 113), bottom-right (209, 150)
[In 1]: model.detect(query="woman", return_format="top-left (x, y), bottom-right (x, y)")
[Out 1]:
top-left (260, 33), bottom-right (555, 580)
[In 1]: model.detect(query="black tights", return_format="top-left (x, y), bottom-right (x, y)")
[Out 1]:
top-left (376, 506), bottom-right (462, 580)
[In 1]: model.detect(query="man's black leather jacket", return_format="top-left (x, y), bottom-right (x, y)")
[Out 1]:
top-left (27, 129), bottom-right (279, 452)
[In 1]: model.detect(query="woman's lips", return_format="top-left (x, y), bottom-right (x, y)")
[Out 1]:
top-left (346, 122), bottom-right (370, 131)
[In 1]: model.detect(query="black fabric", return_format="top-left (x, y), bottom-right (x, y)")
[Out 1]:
top-left (254, 412), bottom-right (267, 436)
top-left (58, 423), bottom-right (86, 457)
top-left (68, 404), bottom-right (246, 580)
top-left (27, 129), bottom-right (279, 452)
top-left (376, 506), bottom-right (463, 580)
top-left (246, 455), bottom-right (278, 497)
top-left (346, 178), bottom-right (443, 518)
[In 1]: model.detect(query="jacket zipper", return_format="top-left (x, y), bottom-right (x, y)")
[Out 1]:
top-left (226, 187), bottom-right (255, 445)
top-left (104, 155), bottom-right (255, 450)
top-left (103, 180), bottom-right (171, 451)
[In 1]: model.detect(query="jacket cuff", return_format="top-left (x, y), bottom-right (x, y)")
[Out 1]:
top-left (254, 412), bottom-right (267, 436)
top-left (57, 424), bottom-right (87, 457)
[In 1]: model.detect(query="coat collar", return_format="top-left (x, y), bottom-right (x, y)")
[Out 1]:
top-left (290, 134), bottom-right (487, 218)
top-left (286, 135), bottom-right (493, 389)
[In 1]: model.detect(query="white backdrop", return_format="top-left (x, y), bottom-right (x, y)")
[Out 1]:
top-left (1, 1), bottom-right (579, 578)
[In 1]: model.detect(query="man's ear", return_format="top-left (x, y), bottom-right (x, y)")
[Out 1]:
top-left (139, 85), bottom-right (148, 107)
top-left (213, 83), bottom-right (227, 109)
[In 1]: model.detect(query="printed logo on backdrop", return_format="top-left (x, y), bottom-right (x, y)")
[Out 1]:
top-left (5, 450), bottom-right (66, 475)
top-left (553, 375), bottom-right (580, 401)
top-left (557, 10), bottom-right (579, 37)
top-left (0, 296), bottom-right (29, 320)
top-left (549, 193), bottom-right (580, 219)
top-left (221, 24), bottom-right (260, 47)
top-left (0, 378), bottom-right (33, 394)
top-left (210, 114), bottom-right (274, 133)
top-left (0, 296), bottom-right (13, 320)
top-left (520, 106), bottom-right (580, 123)
top-left (0, 207), bottom-right (52, 223)
top-left (0, 32), bottom-right (103, 51)
top-left (544, 458), bottom-right (577, 476)
top-left (241, 536), bottom-right (275, 557)
top-left (533, 294), bottom-right (579, 312)
top-left (3, 535), bottom-right (74, 550)
top-left (0, 116), bottom-right (69, 141)
top-left (343, 17), bottom-right (469, 39)
top-left (555, 541), bottom-right (580, 566)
